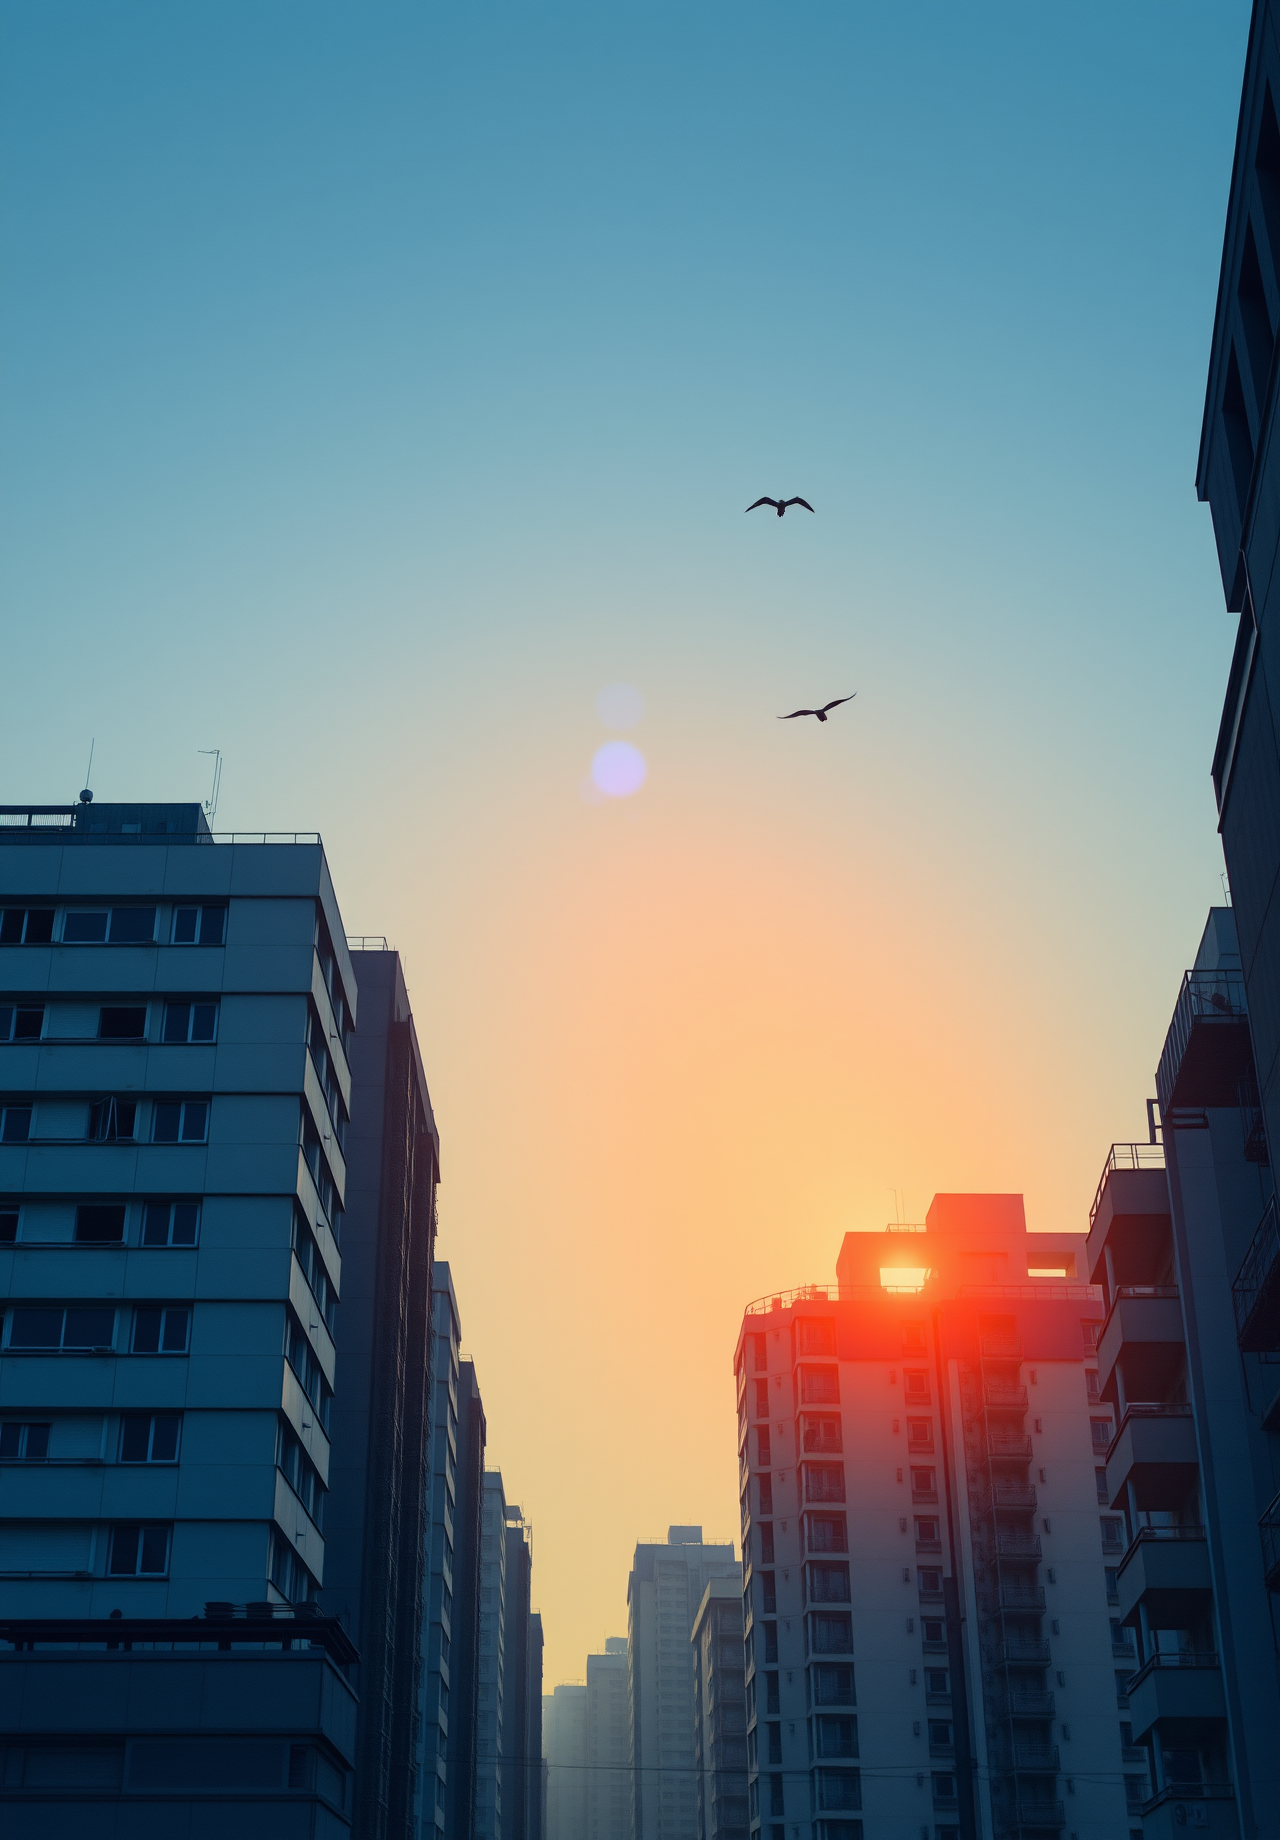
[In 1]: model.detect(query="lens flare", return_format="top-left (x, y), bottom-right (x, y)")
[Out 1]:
top-left (880, 1267), bottom-right (930, 1293)
top-left (591, 740), bottom-right (647, 798)
top-left (595, 682), bottom-right (645, 730)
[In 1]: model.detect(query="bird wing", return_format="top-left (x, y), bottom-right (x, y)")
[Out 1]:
top-left (819, 694), bottom-right (856, 714)
top-left (746, 497), bottom-right (779, 512)
top-left (783, 497), bottom-right (815, 512)
top-left (778, 709), bottom-right (816, 720)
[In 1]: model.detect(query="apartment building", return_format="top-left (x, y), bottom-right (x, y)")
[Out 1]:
top-left (1088, 907), bottom-right (1280, 1837)
top-left (502, 1503), bottom-right (543, 1840)
top-left (478, 1470), bottom-right (511, 1840)
top-left (546, 1680), bottom-right (589, 1840)
top-left (0, 798), bottom-right (369, 1830)
top-left (628, 1526), bottom-right (740, 1840)
top-left (692, 1576), bottom-right (749, 1840)
top-left (415, 1262), bottom-right (463, 1840)
top-left (586, 1638), bottom-right (630, 1840)
top-left (447, 1356), bottom-right (489, 1839)
top-left (734, 1197), bottom-right (1137, 1840)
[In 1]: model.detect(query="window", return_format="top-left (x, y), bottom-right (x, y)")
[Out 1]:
top-left (0, 908), bottom-right (54, 944)
top-left (1095, 1466), bottom-right (1110, 1504)
top-left (63, 908), bottom-right (156, 945)
top-left (162, 1001), bottom-right (218, 1044)
top-left (809, 1611), bottom-right (853, 1654)
top-left (108, 1523), bottom-right (171, 1576)
top-left (761, 1571), bottom-right (777, 1613)
top-left (0, 1004), bottom-right (44, 1040)
top-left (0, 1206), bottom-right (16, 1244)
top-left (918, 1568), bottom-right (943, 1595)
top-left (765, 1670), bottom-right (781, 1713)
top-left (171, 905), bottom-right (227, 946)
top-left (915, 1518), bottom-right (941, 1548)
top-left (1091, 1419), bottom-right (1113, 1453)
top-left (750, 1332), bottom-right (767, 1372)
top-left (902, 1320), bottom-right (927, 1353)
top-left (922, 1619), bottom-right (945, 1646)
top-left (911, 1466), bottom-right (936, 1496)
top-left (1115, 1670), bottom-right (1131, 1708)
top-left (796, 1317), bottom-right (837, 1355)
top-left (932, 1773), bottom-right (957, 1803)
top-left (800, 1366), bottom-right (840, 1404)
top-left (804, 1463), bottom-right (846, 1503)
top-left (0, 1422), bottom-right (50, 1460)
top-left (1, 1105), bottom-right (31, 1142)
top-left (756, 1427), bottom-right (772, 1466)
top-left (903, 1369), bottom-right (930, 1402)
top-left (75, 1204), bottom-right (126, 1244)
top-left (807, 1562), bottom-right (851, 1603)
top-left (131, 1306), bottom-right (191, 1354)
top-left (141, 1200), bottom-right (200, 1247)
top-left (928, 1720), bottom-right (953, 1745)
top-left (97, 1006), bottom-right (147, 1040)
top-left (814, 1768), bottom-right (859, 1811)
top-left (811, 1663), bottom-right (855, 1705)
top-left (805, 1513), bottom-right (848, 1554)
top-left (89, 1097), bottom-right (137, 1142)
top-left (926, 1669), bottom-right (948, 1694)
top-left (285, 1310), bottom-right (332, 1429)
top-left (757, 1475), bottom-right (773, 1515)
top-left (152, 1100), bottom-right (208, 1144)
top-left (1086, 1369), bottom-right (1101, 1402)
top-left (278, 1422), bottom-right (327, 1530)
top-left (906, 1419), bottom-right (934, 1451)
top-left (802, 1413), bottom-right (843, 1453)
top-left (1105, 1567), bottom-right (1119, 1605)
top-left (8, 1305), bottom-right (116, 1350)
top-left (1101, 1517), bottom-right (1124, 1552)
top-left (119, 1413), bottom-right (181, 1463)
top-left (759, 1522), bottom-right (775, 1563)
top-left (762, 1621), bottom-right (778, 1663)
top-left (1110, 1618), bottom-right (1135, 1653)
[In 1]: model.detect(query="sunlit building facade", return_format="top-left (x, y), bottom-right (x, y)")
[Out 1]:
top-left (734, 1197), bottom-right (1137, 1840)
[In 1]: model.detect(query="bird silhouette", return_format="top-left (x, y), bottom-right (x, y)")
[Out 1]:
top-left (777, 694), bottom-right (856, 724)
top-left (746, 496), bottom-right (814, 518)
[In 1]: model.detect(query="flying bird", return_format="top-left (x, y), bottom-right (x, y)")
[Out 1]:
top-left (746, 496), bottom-right (814, 517)
top-left (777, 694), bottom-right (856, 724)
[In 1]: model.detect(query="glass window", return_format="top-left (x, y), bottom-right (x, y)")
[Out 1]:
top-left (141, 1201), bottom-right (200, 1248)
top-left (119, 1413), bottom-right (181, 1463)
top-left (162, 1001), bottom-right (218, 1044)
top-left (75, 1205), bottom-right (126, 1244)
top-left (152, 1101), bottom-right (209, 1144)
top-left (0, 1422), bottom-right (50, 1459)
top-left (108, 908), bottom-right (156, 944)
top-left (171, 906), bottom-right (227, 946)
top-left (1, 1106), bottom-right (31, 1143)
top-left (132, 1306), bottom-right (190, 1354)
top-left (0, 1207), bottom-right (17, 1244)
top-left (108, 1524), bottom-right (171, 1576)
top-left (97, 1006), bottom-right (147, 1040)
top-left (88, 1098), bottom-right (136, 1142)
top-left (0, 1005), bottom-right (45, 1041)
top-left (62, 910), bottom-right (109, 944)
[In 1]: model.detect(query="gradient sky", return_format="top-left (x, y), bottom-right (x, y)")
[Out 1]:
top-left (0, 3), bottom-right (1254, 1685)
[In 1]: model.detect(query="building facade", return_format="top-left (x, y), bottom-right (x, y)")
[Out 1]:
top-left (734, 1198), bottom-right (1138, 1840)
top-left (628, 1527), bottom-right (740, 1840)
top-left (545, 1681), bottom-right (589, 1840)
top-left (0, 799), bottom-right (365, 1831)
top-left (477, 1470), bottom-right (511, 1840)
top-left (447, 1356), bottom-right (489, 1840)
top-left (692, 1577), bottom-right (749, 1840)
top-left (586, 1639), bottom-right (630, 1840)
top-left (415, 1261), bottom-right (462, 1840)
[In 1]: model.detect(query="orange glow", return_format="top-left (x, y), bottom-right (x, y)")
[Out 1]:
top-left (879, 1267), bottom-right (930, 1292)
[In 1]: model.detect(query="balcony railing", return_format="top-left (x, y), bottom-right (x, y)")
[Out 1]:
top-left (997, 1531), bottom-right (1043, 1560)
top-left (1090, 1142), bottom-right (1167, 1230)
top-left (1126, 1650), bottom-right (1219, 1692)
top-left (984, 1381), bottom-right (1030, 1410)
top-left (1003, 1689), bottom-right (1055, 1718)
top-left (1233, 1197), bottom-right (1280, 1353)
top-left (997, 1583), bottom-right (1047, 1612)
top-left (994, 1638), bottom-right (1051, 1666)
top-left (1156, 968), bottom-right (1250, 1114)
top-left (1259, 1489), bottom-right (1280, 1590)
top-left (987, 1432), bottom-right (1034, 1461)
top-left (743, 1285), bottom-right (837, 1317)
top-left (1012, 1746), bottom-right (1060, 1773)
top-left (992, 1482), bottom-right (1038, 1512)
top-left (1141, 1782), bottom-right (1236, 1816)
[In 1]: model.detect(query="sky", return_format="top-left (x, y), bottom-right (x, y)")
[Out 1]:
top-left (0, 2), bottom-right (1255, 1685)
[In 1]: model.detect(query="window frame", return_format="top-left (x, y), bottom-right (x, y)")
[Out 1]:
top-left (151, 1099), bottom-right (210, 1144)
top-left (141, 1199), bottom-right (201, 1248)
top-left (130, 1304), bottom-right (192, 1355)
top-left (161, 1000), bottom-right (219, 1045)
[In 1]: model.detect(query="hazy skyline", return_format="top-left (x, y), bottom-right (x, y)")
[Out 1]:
top-left (0, 2), bottom-right (1253, 1683)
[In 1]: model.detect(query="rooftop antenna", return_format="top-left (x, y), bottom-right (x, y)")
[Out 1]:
top-left (199, 749), bottom-right (222, 822)
top-left (79, 738), bottom-right (95, 805)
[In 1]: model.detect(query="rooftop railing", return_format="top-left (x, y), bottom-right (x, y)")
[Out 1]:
top-left (1090, 1143), bottom-right (1167, 1231)
top-left (743, 1285), bottom-right (837, 1316)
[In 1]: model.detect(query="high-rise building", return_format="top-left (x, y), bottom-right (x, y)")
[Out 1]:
top-left (0, 800), bottom-right (372, 1831)
top-left (415, 1261), bottom-right (463, 1840)
top-left (586, 1639), bottom-right (630, 1840)
top-left (324, 942), bottom-right (440, 1840)
top-left (546, 1681), bottom-right (589, 1840)
top-left (477, 1470), bottom-right (511, 1840)
top-left (628, 1527), bottom-right (740, 1840)
top-left (734, 1198), bottom-right (1137, 1840)
top-left (530, 1609), bottom-right (547, 1840)
top-left (502, 1503), bottom-right (542, 1840)
top-left (1088, 906), bottom-right (1280, 1835)
top-left (691, 1578), bottom-right (748, 1840)
top-left (447, 1356), bottom-right (489, 1839)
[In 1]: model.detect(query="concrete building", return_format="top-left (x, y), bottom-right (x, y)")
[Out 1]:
top-left (1087, 905), bottom-right (1280, 1837)
top-left (586, 1639), bottom-right (630, 1840)
top-left (447, 1356), bottom-right (489, 1839)
top-left (477, 1471), bottom-right (511, 1840)
top-left (502, 1504), bottom-right (542, 1840)
top-left (628, 1527), bottom-right (740, 1840)
top-left (692, 1577), bottom-right (749, 1840)
top-left (734, 1198), bottom-right (1137, 1840)
top-left (323, 942), bottom-right (440, 1840)
top-left (546, 1681), bottom-right (588, 1840)
top-left (414, 1261), bottom-right (462, 1840)
top-left (0, 799), bottom-right (378, 1832)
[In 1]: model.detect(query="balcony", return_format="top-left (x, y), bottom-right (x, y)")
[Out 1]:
top-left (994, 1637), bottom-right (1051, 1666)
top-left (1012, 1745), bottom-right (1060, 1773)
top-left (1105, 1404), bottom-right (1198, 1511)
top-left (992, 1481), bottom-right (1038, 1513)
top-left (1010, 1799), bottom-right (1065, 1831)
top-left (1115, 1527), bottom-right (1212, 1627)
top-left (984, 1381), bottom-right (1030, 1412)
top-left (1089, 1141), bottom-right (1168, 1234)
top-left (1139, 1782), bottom-right (1237, 1838)
top-left (1232, 1197), bottom-right (1280, 1352)
top-left (1002, 1689), bottom-right (1055, 1719)
top-left (1125, 1652), bottom-right (1226, 1741)
top-left (997, 1582), bottom-right (1047, 1613)
top-left (1156, 968), bottom-right (1252, 1114)
top-left (996, 1530), bottom-right (1043, 1560)
top-left (987, 1431), bottom-right (1034, 1462)
top-left (1097, 1288), bottom-right (1185, 1403)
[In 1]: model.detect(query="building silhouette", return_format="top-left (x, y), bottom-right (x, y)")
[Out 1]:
top-left (586, 1638), bottom-right (631, 1840)
top-left (545, 1681), bottom-right (589, 1840)
top-left (691, 1577), bottom-right (748, 1840)
top-left (735, 1198), bottom-right (1138, 1840)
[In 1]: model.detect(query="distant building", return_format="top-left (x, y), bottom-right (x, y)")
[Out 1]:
top-left (1088, 906), bottom-right (1280, 1833)
top-left (691, 1578), bottom-right (748, 1840)
top-left (502, 1504), bottom-right (541, 1840)
top-left (447, 1357), bottom-right (489, 1839)
top-left (476, 1472), bottom-right (510, 1840)
top-left (415, 1262), bottom-right (463, 1840)
top-left (628, 1527), bottom-right (740, 1840)
top-left (586, 1639), bottom-right (630, 1840)
top-left (546, 1682), bottom-right (589, 1840)
top-left (735, 1198), bottom-right (1136, 1840)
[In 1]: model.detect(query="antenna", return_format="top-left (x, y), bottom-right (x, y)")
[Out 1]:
top-left (199, 749), bottom-right (222, 822)
top-left (79, 738), bottom-right (95, 805)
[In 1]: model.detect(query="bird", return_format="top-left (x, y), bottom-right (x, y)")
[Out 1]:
top-left (746, 495), bottom-right (814, 517)
top-left (777, 694), bottom-right (856, 724)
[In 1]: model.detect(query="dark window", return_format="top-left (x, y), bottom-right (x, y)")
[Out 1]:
top-left (903, 1369), bottom-right (930, 1401)
top-left (926, 1669), bottom-right (948, 1694)
top-left (911, 1466), bottom-right (936, 1495)
top-left (88, 1098), bottom-right (137, 1142)
top-left (119, 1413), bottom-right (181, 1463)
top-left (929, 1721), bottom-right (952, 1745)
top-left (918, 1568), bottom-right (943, 1594)
top-left (1115, 1670), bottom-right (1131, 1708)
top-left (759, 1522), bottom-right (775, 1563)
top-left (131, 1306), bottom-right (190, 1354)
top-left (932, 1773), bottom-right (956, 1801)
top-left (9, 1306), bottom-right (115, 1350)
top-left (1, 1106), bottom-right (32, 1143)
top-left (804, 1463), bottom-right (846, 1503)
top-left (1091, 1418), bottom-right (1113, 1453)
top-left (765, 1671), bottom-right (781, 1713)
top-left (811, 1663), bottom-right (855, 1705)
top-left (75, 1205), bottom-right (126, 1244)
top-left (915, 1518), bottom-right (941, 1546)
top-left (0, 1422), bottom-right (50, 1460)
top-left (62, 910), bottom-right (109, 943)
top-left (810, 1612), bottom-right (853, 1654)
top-left (8, 1307), bottom-right (63, 1348)
top-left (1105, 1567), bottom-right (1119, 1605)
top-left (1223, 343), bottom-right (1258, 515)
top-left (754, 1377), bottom-right (769, 1416)
top-left (802, 1413), bottom-right (842, 1453)
top-left (762, 1621), bottom-right (778, 1663)
top-left (1255, 84), bottom-right (1280, 285)
top-left (907, 1418), bottom-right (934, 1449)
top-left (922, 1619), bottom-right (945, 1645)
top-left (0, 1207), bottom-right (16, 1244)
top-left (108, 1524), bottom-right (170, 1576)
top-left (0, 1004), bottom-right (44, 1041)
top-left (97, 1007), bottom-right (147, 1041)
top-left (805, 1513), bottom-right (848, 1554)
top-left (815, 1716), bottom-right (858, 1758)
top-left (761, 1571), bottom-right (777, 1613)
top-left (799, 1366), bottom-right (840, 1404)
top-left (142, 1201), bottom-right (200, 1248)
top-left (1095, 1466), bottom-right (1109, 1503)
top-left (756, 1426), bottom-right (771, 1466)
top-left (171, 906), bottom-right (227, 946)
top-left (162, 1001), bottom-right (218, 1044)
top-left (152, 1100), bottom-right (209, 1144)
top-left (63, 1308), bottom-right (117, 1348)
top-left (1, 909), bottom-right (53, 944)
top-left (757, 1474), bottom-right (773, 1516)
top-left (808, 1562), bottom-right (851, 1603)
top-left (109, 908), bottom-right (157, 944)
